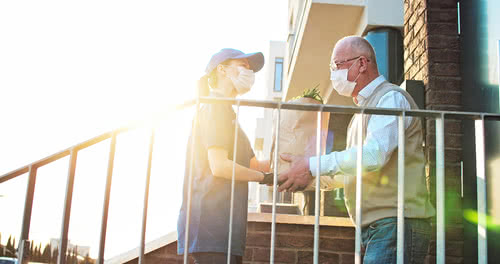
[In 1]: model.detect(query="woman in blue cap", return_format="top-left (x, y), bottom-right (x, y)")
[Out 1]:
top-left (177, 48), bottom-right (273, 264)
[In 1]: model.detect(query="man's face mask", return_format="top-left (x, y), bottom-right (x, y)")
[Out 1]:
top-left (227, 65), bottom-right (255, 95)
top-left (330, 57), bottom-right (361, 97)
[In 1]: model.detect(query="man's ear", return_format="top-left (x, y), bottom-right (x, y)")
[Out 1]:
top-left (359, 57), bottom-right (369, 73)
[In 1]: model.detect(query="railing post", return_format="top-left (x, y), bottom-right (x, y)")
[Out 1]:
top-left (355, 111), bottom-right (364, 264)
top-left (58, 148), bottom-right (79, 264)
top-left (227, 101), bottom-right (241, 264)
top-left (435, 114), bottom-right (446, 264)
top-left (139, 129), bottom-right (156, 264)
top-left (270, 102), bottom-right (281, 263)
top-left (313, 107), bottom-right (323, 264)
top-left (397, 113), bottom-right (406, 264)
top-left (183, 100), bottom-right (199, 264)
top-left (475, 117), bottom-right (488, 264)
top-left (97, 133), bottom-right (117, 264)
top-left (18, 165), bottom-right (37, 264)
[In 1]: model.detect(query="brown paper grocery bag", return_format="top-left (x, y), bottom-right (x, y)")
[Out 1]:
top-left (270, 85), bottom-right (342, 191)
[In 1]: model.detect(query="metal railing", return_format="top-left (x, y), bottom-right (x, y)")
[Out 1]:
top-left (1, 97), bottom-right (499, 264)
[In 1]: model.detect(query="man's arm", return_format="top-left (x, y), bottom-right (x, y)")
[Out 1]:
top-left (310, 91), bottom-right (413, 177)
top-left (277, 91), bottom-right (413, 191)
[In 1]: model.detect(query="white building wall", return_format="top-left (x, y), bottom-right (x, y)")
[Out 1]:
top-left (249, 41), bottom-right (286, 211)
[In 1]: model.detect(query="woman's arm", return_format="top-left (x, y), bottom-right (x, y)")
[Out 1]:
top-left (207, 147), bottom-right (265, 182)
top-left (250, 157), bottom-right (270, 173)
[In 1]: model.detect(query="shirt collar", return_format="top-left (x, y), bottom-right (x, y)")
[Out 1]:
top-left (355, 75), bottom-right (386, 105)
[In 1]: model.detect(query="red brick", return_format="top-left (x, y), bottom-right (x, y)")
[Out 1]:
top-left (420, 52), bottom-right (429, 70)
top-left (446, 226), bottom-right (464, 241)
top-left (426, 104), bottom-right (462, 111)
top-left (297, 251), bottom-right (339, 264)
top-left (405, 10), bottom-right (414, 28)
top-left (428, 49), bottom-right (460, 63)
top-left (244, 248), bottom-right (253, 261)
top-left (416, 1), bottom-right (427, 17)
top-left (426, 132), bottom-right (462, 148)
top-left (428, 62), bottom-right (460, 76)
top-left (405, 71), bottom-right (411, 80)
top-left (252, 248), bottom-right (296, 263)
top-left (427, 76), bottom-right (461, 91)
top-left (249, 222), bottom-right (271, 232)
top-left (319, 226), bottom-right (355, 239)
top-left (165, 242), bottom-right (178, 255)
top-left (408, 40), bottom-right (419, 56)
top-left (404, 30), bottom-right (413, 47)
top-left (276, 224), bottom-right (299, 234)
top-left (415, 42), bottom-right (426, 58)
top-left (404, 57), bottom-right (415, 73)
top-left (341, 253), bottom-right (355, 264)
top-left (426, 119), bottom-right (462, 134)
top-left (410, 65), bottom-right (421, 79)
top-left (414, 15), bottom-right (426, 35)
top-left (409, 11), bottom-right (419, 28)
top-left (425, 255), bottom-right (464, 264)
top-left (425, 90), bottom-right (461, 106)
top-left (417, 24), bottom-right (428, 42)
top-left (428, 23), bottom-right (458, 36)
top-left (427, 35), bottom-right (459, 49)
top-left (277, 234), bottom-right (314, 248)
top-left (427, 147), bottom-right (462, 163)
top-left (428, 0), bottom-right (458, 9)
top-left (320, 238), bottom-right (355, 252)
top-left (427, 8), bottom-right (458, 23)
top-left (414, 70), bottom-right (426, 81)
top-left (428, 241), bottom-right (464, 257)
top-left (246, 233), bottom-right (271, 247)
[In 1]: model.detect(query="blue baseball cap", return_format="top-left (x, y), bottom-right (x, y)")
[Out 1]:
top-left (205, 48), bottom-right (265, 75)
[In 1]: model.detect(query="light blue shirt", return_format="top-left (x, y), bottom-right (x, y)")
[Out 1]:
top-left (309, 75), bottom-right (413, 177)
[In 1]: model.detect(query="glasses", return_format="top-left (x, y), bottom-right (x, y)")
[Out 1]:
top-left (329, 56), bottom-right (368, 71)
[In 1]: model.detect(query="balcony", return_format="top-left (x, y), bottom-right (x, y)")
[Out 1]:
top-left (1, 97), bottom-right (499, 264)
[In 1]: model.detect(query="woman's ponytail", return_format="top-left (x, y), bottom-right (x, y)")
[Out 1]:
top-left (197, 75), bottom-right (209, 97)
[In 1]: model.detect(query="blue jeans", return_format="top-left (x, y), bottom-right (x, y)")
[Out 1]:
top-left (362, 217), bottom-right (431, 264)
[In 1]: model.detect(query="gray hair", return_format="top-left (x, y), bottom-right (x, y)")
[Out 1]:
top-left (336, 36), bottom-right (378, 66)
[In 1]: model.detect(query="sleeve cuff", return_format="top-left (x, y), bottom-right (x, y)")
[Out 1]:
top-left (309, 154), bottom-right (337, 177)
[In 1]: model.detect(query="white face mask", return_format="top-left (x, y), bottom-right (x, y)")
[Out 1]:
top-left (330, 58), bottom-right (360, 97)
top-left (229, 66), bottom-right (255, 95)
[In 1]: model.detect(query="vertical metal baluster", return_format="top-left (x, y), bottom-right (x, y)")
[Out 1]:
top-left (227, 101), bottom-right (241, 263)
top-left (97, 133), bottom-right (117, 264)
top-left (18, 165), bottom-right (38, 264)
top-left (435, 114), bottom-right (446, 264)
top-left (397, 113), bottom-right (406, 264)
top-left (475, 117), bottom-right (488, 264)
top-left (58, 148), bottom-right (78, 264)
top-left (355, 111), bottom-right (364, 264)
top-left (270, 102), bottom-right (281, 263)
top-left (184, 100), bottom-right (200, 264)
top-left (313, 108), bottom-right (323, 264)
top-left (139, 129), bottom-right (156, 264)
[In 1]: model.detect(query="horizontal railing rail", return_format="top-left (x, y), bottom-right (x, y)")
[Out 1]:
top-left (2, 97), bottom-right (499, 264)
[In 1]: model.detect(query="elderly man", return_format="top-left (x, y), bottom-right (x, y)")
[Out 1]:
top-left (278, 36), bottom-right (435, 264)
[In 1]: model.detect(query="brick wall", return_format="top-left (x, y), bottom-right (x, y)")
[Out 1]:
top-left (403, 0), bottom-right (463, 263)
top-left (125, 222), bottom-right (355, 264)
top-left (244, 222), bottom-right (354, 264)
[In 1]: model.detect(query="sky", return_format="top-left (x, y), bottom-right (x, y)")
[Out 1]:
top-left (0, 0), bottom-right (287, 259)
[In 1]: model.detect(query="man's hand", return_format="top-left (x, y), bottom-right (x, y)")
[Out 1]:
top-left (278, 153), bottom-right (313, 192)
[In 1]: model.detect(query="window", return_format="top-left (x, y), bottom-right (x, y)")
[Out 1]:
top-left (274, 57), bottom-right (284, 92)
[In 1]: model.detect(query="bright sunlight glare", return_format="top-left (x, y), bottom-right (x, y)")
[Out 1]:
top-left (0, 0), bottom-right (287, 260)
